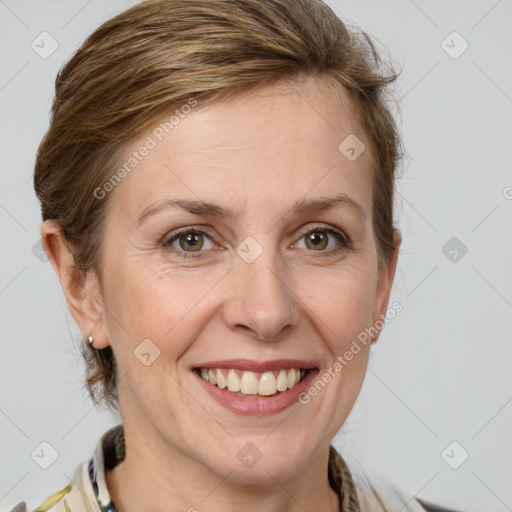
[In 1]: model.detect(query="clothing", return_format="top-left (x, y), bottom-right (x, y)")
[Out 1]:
top-left (7, 424), bottom-right (447, 512)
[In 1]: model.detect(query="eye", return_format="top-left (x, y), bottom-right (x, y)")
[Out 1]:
top-left (162, 228), bottom-right (215, 258)
top-left (294, 225), bottom-right (349, 253)
top-left (162, 224), bottom-right (350, 259)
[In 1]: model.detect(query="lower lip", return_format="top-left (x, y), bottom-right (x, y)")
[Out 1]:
top-left (194, 369), bottom-right (319, 416)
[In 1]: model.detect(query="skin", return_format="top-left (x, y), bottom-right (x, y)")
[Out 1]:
top-left (42, 76), bottom-right (400, 512)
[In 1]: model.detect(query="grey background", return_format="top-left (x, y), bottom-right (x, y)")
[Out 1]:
top-left (1, 1), bottom-right (511, 511)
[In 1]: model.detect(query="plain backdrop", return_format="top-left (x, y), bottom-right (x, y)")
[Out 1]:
top-left (1, 1), bottom-right (511, 511)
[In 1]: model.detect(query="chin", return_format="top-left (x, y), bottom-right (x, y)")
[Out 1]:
top-left (198, 437), bottom-right (315, 485)
top-left (222, 457), bottom-right (307, 485)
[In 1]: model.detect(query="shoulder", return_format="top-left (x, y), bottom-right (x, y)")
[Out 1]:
top-left (352, 468), bottom-right (427, 511)
top-left (328, 445), bottom-right (459, 512)
top-left (351, 465), bottom-right (460, 512)
top-left (5, 460), bottom-right (96, 512)
top-left (5, 424), bottom-right (124, 512)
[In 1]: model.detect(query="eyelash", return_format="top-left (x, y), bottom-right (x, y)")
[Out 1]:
top-left (162, 225), bottom-right (350, 259)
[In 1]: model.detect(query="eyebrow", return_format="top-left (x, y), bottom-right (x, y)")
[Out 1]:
top-left (136, 194), bottom-right (366, 227)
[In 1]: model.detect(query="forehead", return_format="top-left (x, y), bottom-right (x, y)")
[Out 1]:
top-left (108, 76), bottom-right (375, 225)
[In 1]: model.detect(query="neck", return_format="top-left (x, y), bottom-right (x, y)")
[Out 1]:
top-left (105, 422), bottom-right (341, 512)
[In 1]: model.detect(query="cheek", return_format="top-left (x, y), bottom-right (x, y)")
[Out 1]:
top-left (103, 262), bottom-right (223, 367)
top-left (101, 269), bottom-right (202, 415)
top-left (304, 266), bottom-right (376, 351)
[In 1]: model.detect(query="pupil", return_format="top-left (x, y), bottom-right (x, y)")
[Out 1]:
top-left (306, 231), bottom-right (328, 251)
top-left (310, 232), bottom-right (324, 246)
top-left (183, 233), bottom-right (202, 250)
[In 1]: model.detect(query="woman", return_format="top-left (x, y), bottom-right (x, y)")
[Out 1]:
top-left (10, 0), bottom-right (455, 510)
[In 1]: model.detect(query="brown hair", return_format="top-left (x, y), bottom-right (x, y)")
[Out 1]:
top-left (34, 0), bottom-right (402, 412)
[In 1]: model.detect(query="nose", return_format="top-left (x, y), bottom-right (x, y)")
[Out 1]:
top-left (222, 243), bottom-right (300, 342)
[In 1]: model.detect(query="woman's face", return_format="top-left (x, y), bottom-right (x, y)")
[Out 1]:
top-left (87, 77), bottom-right (398, 482)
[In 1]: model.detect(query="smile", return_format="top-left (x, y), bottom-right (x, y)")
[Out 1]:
top-left (198, 368), bottom-right (309, 397)
top-left (193, 358), bottom-right (319, 415)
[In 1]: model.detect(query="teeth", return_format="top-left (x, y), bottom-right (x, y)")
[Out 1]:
top-left (240, 371), bottom-right (259, 394)
top-left (199, 367), bottom-right (307, 397)
top-left (227, 369), bottom-right (241, 392)
top-left (276, 370), bottom-right (288, 392)
top-left (287, 368), bottom-right (296, 388)
top-left (216, 368), bottom-right (227, 389)
top-left (258, 372), bottom-right (277, 396)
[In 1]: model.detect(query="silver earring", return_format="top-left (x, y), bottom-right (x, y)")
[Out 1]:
top-left (87, 335), bottom-right (94, 348)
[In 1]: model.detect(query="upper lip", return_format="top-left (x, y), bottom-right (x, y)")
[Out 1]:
top-left (193, 358), bottom-right (318, 372)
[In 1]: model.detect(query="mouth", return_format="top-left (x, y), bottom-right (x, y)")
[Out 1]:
top-left (192, 359), bottom-right (319, 416)
top-left (195, 367), bottom-right (310, 398)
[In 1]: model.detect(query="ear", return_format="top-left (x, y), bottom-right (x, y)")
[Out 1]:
top-left (371, 229), bottom-right (402, 343)
top-left (40, 220), bottom-right (110, 349)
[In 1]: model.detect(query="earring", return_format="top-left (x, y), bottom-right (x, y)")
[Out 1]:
top-left (87, 335), bottom-right (94, 348)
